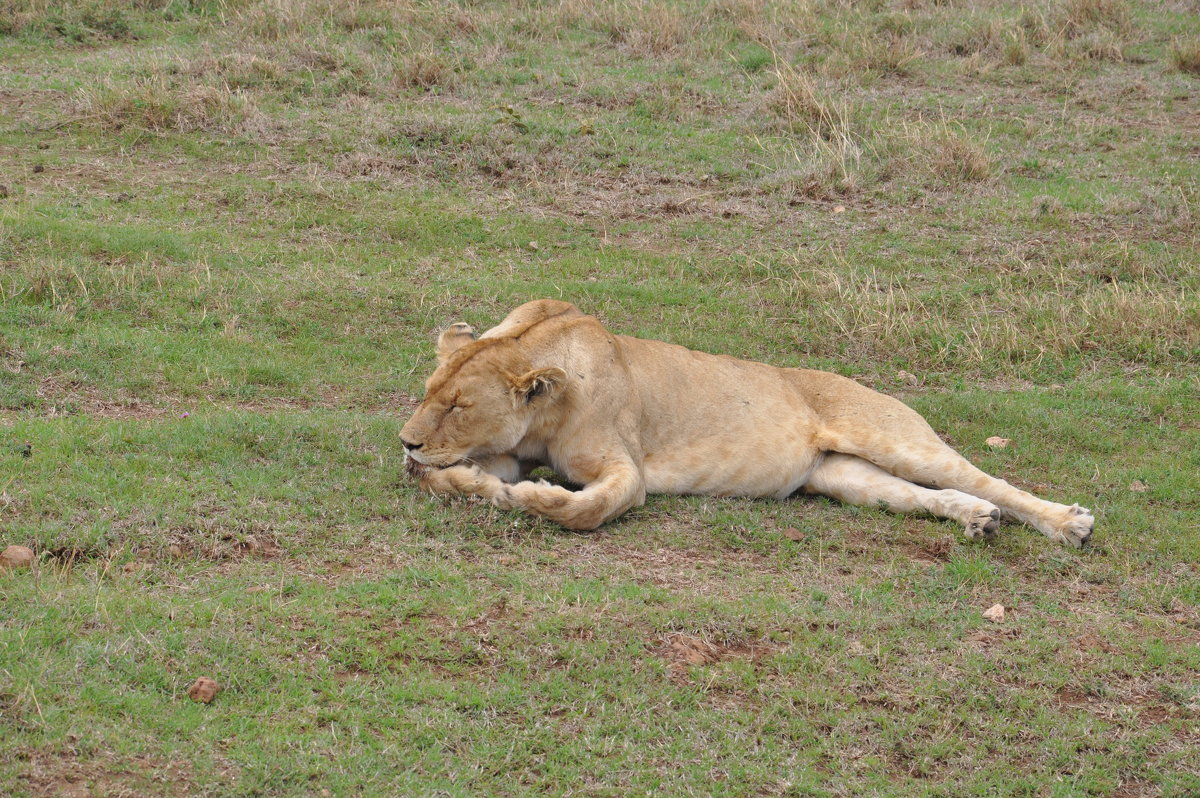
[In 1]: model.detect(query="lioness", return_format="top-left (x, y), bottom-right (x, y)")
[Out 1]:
top-left (400, 300), bottom-right (1094, 547)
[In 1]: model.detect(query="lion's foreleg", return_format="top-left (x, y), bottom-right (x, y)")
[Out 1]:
top-left (417, 454), bottom-right (525, 496)
top-left (418, 464), bottom-right (507, 498)
top-left (420, 463), bottom-right (645, 531)
top-left (506, 465), bottom-right (646, 531)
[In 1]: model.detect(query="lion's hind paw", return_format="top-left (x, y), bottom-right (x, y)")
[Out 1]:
top-left (965, 507), bottom-right (1001, 540)
top-left (1051, 504), bottom-right (1094, 548)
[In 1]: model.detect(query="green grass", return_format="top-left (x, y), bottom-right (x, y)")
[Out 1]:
top-left (2, 0), bottom-right (1199, 794)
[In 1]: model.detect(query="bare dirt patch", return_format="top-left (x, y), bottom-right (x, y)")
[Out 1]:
top-left (966, 627), bottom-right (1021, 650)
top-left (33, 378), bottom-right (181, 420)
top-left (904, 534), bottom-right (957, 566)
top-left (18, 748), bottom-right (197, 798)
top-left (559, 533), bottom-right (779, 597)
top-left (656, 633), bottom-right (780, 677)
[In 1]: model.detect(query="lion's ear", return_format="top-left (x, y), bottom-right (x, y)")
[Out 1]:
top-left (509, 367), bottom-right (567, 405)
top-left (436, 322), bottom-right (476, 364)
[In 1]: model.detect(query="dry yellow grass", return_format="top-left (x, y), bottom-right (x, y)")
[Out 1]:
top-left (394, 49), bottom-right (460, 91)
top-left (755, 257), bottom-right (1196, 369)
top-left (919, 122), bottom-right (992, 182)
top-left (602, 1), bottom-right (694, 56)
top-left (767, 61), bottom-right (849, 136)
top-left (74, 76), bottom-right (258, 133)
top-left (1170, 37), bottom-right (1200, 74)
top-left (1003, 27), bottom-right (1030, 65)
top-left (1060, 0), bottom-right (1133, 36)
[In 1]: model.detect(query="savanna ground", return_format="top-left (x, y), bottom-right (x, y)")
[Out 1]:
top-left (1, 0), bottom-right (1198, 794)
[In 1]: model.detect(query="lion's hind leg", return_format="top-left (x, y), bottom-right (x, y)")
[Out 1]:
top-left (804, 453), bottom-right (1001, 539)
top-left (818, 410), bottom-right (1095, 547)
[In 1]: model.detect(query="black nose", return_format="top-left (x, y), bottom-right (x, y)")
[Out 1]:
top-left (401, 438), bottom-right (423, 451)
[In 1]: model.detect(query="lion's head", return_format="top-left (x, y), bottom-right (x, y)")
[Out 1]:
top-left (400, 322), bottom-right (566, 475)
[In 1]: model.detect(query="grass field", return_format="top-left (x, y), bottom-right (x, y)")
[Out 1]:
top-left (1, 0), bottom-right (1198, 794)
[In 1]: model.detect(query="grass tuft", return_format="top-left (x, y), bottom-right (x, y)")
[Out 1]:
top-left (394, 49), bottom-right (460, 91)
top-left (605, 1), bottom-right (693, 56)
top-left (1053, 0), bottom-right (1135, 60)
top-left (766, 111), bottom-right (991, 199)
top-left (1060, 0), bottom-right (1133, 37)
top-left (767, 61), bottom-right (848, 136)
top-left (842, 30), bottom-right (925, 75)
top-left (947, 18), bottom-right (1030, 66)
top-left (919, 123), bottom-right (992, 182)
top-left (74, 76), bottom-right (258, 133)
top-left (1003, 27), bottom-right (1030, 65)
top-left (1170, 38), bottom-right (1200, 74)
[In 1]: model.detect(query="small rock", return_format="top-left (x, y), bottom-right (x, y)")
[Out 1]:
top-left (1129, 480), bottom-right (1150, 492)
top-left (982, 604), bottom-right (1006, 623)
top-left (832, 205), bottom-right (846, 213)
top-left (187, 677), bottom-right (221, 704)
top-left (32, 164), bottom-right (45, 174)
top-left (527, 240), bottom-right (539, 251)
top-left (985, 436), bottom-right (1011, 449)
top-left (781, 527), bottom-right (805, 542)
top-left (1, 545), bottom-right (35, 569)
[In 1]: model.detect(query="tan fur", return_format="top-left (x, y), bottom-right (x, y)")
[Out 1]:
top-left (400, 300), bottom-right (1095, 546)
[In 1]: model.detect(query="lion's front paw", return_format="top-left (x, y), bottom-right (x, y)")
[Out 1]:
top-left (1050, 504), bottom-right (1094, 548)
top-left (421, 464), bottom-right (484, 496)
top-left (442, 464), bottom-right (490, 493)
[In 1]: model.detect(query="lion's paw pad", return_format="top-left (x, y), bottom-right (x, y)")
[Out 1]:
top-left (965, 507), bottom-right (1001, 540)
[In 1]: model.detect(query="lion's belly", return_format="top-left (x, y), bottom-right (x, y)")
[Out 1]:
top-left (641, 430), bottom-right (824, 499)
top-left (617, 334), bottom-right (830, 499)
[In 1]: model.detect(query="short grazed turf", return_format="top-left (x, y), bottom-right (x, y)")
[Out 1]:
top-left (1, 0), bottom-right (1198, 794)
